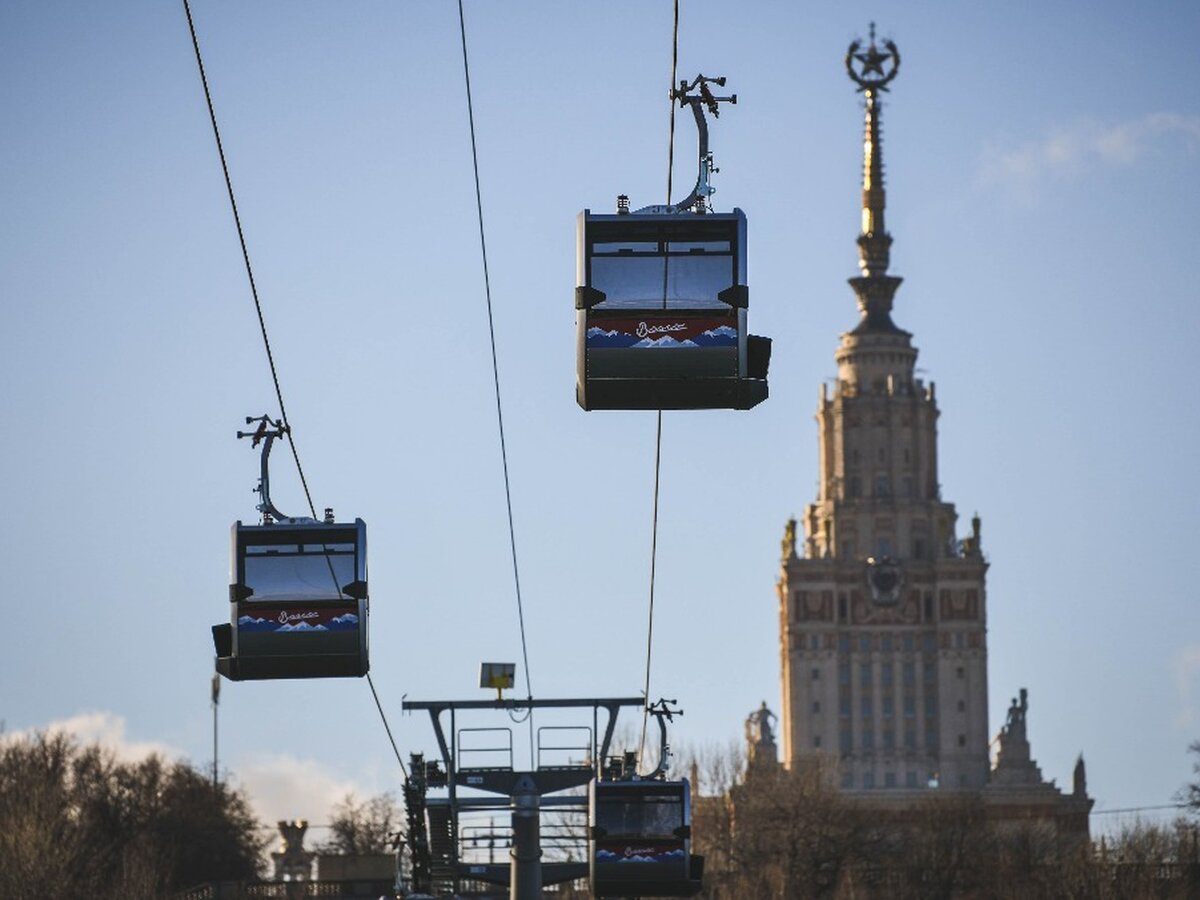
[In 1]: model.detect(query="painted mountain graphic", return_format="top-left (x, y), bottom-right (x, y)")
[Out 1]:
top-left (586, 327), bottom-right (639, 348)
top-left (691, 325), bottom-right (738, 347)
top-left (276, 621), bottom-right (329, 632)
top-left (630, 335), bottom-right (699, 349)
top-left (237, 616), bottom-right (278, 632)
top-left (596, 846), bottom-right (684, 864)
top-left (327, 613), bottom-right (360, 630)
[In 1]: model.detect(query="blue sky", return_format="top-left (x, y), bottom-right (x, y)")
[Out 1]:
top-left (2, 0), bottom-right (1198, 833)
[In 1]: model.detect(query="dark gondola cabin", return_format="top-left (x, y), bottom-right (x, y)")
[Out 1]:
top-left (589, 779), bottom-right (703, 897)
top-left (576, 208), bottom-right (770, 410)
top-left (212, 517), bottom-right (368, 680)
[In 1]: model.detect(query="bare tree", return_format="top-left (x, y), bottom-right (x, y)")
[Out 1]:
top-left (319, 791), bottom-right (403, 855)
top-left (1179, 740), bottom-right (1200, 817)
top-left (685, 745), bottom-right (878, 900)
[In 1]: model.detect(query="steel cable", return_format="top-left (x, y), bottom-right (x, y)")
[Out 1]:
top-left (183, 0), bottom-right (407, 780)
top-left (456, 1), bottom-right (536, 764)
top-left (639, 0), bottom-right (681, 771)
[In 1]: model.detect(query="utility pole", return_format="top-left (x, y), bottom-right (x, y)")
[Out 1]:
top-left (211, 672), bottom-right (220, 786)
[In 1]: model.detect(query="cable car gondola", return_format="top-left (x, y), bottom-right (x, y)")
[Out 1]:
top-left (212, 417), bottom-right (369, 681)
top-left (589, 777), bottom-right (702, 897)
top-left (589, 701), bottom-right (704, 897)
top-left (576, 75), bottom-right (770, 411)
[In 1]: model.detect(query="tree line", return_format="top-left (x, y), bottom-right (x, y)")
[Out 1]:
top-left (685, 741), bottom-right (1200, 900)
top-left (3, 729), bottom-right (1198, 898)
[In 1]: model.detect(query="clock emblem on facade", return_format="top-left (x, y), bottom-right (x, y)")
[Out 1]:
top-left (866, 556), bottom-right (903, 606)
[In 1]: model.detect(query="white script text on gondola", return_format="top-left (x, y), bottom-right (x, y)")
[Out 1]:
top-left (277, 610), bottom-right (320, 624)
top-left (636, 321), bottom-right (687, 338)
top-left (624, 846), bottom-right (659, 858)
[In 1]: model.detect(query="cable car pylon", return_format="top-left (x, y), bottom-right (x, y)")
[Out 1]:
top-left (401, 693), bottom-right (702, 899)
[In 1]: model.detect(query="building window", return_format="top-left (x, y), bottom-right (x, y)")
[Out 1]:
top-left (863, 771), bottom-right (876, 789)
top-left (882, 696), bottom-right (894, 718)
top-left (838, 663), bottom-right (851, 685)
top-left (861, 697), bottom-right (874, 718)
top-left (859, 635), bottom-right (872, 652)
top-left (882, 662), bottom-right (894, 686)
top-left (956, 666), bottom-right (965, 679)
top-left (840, 729), bottom-right (852, 754)
top-left (923, 632), bottom-right (937, 652)
top-left (923, 662), bottom-right (935, 684)
top-left (882, 634), bottom-right (893, 653)
top-left (904, 729), bottom-right (916, 750)
top-left (884, 771), bottom-right (897, 788)
top-left (954, 632), bottom-right (965, 650)
top-left (903, 695), bottom-right (915, 719)
top-left (862, 730), bottom-right (874, 752)
top-left (925, 695), bottom-right (937, 718)
top-left (838, 635), bottom-right (850, 653)
top-left (883, 730), bottom-right (895, 752)
top-left (812, 668), bottom-right (821, 680)
top-left (956, 699), bottom-right (965, 713)
top-left (838, 595), bottom-right (848, 622)
top-left (957, 734), bottom-right (966, 748)
top-left (912, 535), bottom-right (924, 557)
top-left (903, 476), bottom-right (914, 499)
top-left (810, 634), bottom-right (820, 650)
top-left (877, 537), bottom-right (892, 557)
top-left (925, 727), bottom-right (938, 752)
top-left (841, 772), bottom-right (854, 789)
top-left (813, 700), bottom-right (822, 714)
top-left (906, 771), bottom-right (918, 787)
top-left (849, 476), bottom-right (861, 498)
top-left (814, 735), bottom-right (822, 748)
top-left (903, 634), bottom-right (914, 652)
top-left (840, 697), bottom-right (851, 718)
top-left (860, 662), bottom-right (872, 685)
top-left (924, 595), bottom-right (934, 622)
top-left (902, 662), bottom-right (915, 686)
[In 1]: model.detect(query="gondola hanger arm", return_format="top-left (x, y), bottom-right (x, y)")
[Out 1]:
top-left (636, 74), bottom-right (736, 216)
top-left (236, 414), bottom-right (299, 523)
top-left (643, 698), bottom-right (683, 780)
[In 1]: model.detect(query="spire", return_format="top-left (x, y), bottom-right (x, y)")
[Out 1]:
top-left (845, 25), bottom-right (904, 333)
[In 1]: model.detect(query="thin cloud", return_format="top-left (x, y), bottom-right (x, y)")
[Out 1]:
top-left (1174, 645), bottom-right (1200, 730)
top-left (234, 751), bottom-right (364, 827)
top-left (5, 710), bottom-right (177, 763)
top-left (979, 112), bottom-right (1200, 190)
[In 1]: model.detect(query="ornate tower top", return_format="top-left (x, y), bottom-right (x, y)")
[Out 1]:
top-left (845, 25), bottom-right (904, 334)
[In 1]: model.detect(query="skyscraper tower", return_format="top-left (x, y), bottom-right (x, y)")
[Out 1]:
top-left (778, 27), bottom-right (990, 791)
